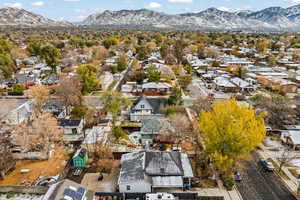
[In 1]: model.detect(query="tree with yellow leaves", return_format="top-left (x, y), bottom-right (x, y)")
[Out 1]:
top-left (199, 99), bottom-right (265, 176)
top-left (256, 38), bottom-right (270, 55)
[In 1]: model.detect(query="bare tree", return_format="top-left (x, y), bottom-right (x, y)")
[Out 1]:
top-left (91, 45), bottom-right (109, 61)
top-left (13, 113), bottom-right (63, 153)
top-left (278, 147), bottom-right (298, 173)
top-left (167, 114), bottom-right (191, 148)
top-left (252, 94), bottom-right (296, 129)
top-left (55, 75), bottom-right (82, 115)
top-left (28, 85), bottom-right (51, 114)
top-left (191, 96), bottom-right (213, 116)
top-left (204, 48), bottom-right (219, 59)
top-left (0, 130), bottom-right (15, 180)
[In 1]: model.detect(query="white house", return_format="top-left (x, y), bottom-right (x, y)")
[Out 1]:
top-left (118, 151), bottom-right (193, 193)
top-left (281, 130), bottom-right (300, 150)
top-left (129, 95), bottom-right (167, 122)
top-left (58, 119), bottom-right (84, 142)
top-left (4, 100), bottom-right (33, 125)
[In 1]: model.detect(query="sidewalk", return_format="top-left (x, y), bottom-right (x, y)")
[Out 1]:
top-left (258, 145), bottom-right (298, 192)
top-left (195, 188), bottom-right (243, 200)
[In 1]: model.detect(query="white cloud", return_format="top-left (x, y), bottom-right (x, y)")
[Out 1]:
top-left (64, 0), bottom-right (80, 2)
top-left (146, 2), bottom-right (162, 8)
top-left (4, 2), bottom-right (22, 8)
top-left (31, 1), bottom-right (44, 6)
top-left (218, 6), bottom-right (230, 11)
top-left (168, 0), bottom-right (193, 3)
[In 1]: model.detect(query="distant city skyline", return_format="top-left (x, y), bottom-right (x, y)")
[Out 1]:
top-left (1, 0), bottom-right (300, 22)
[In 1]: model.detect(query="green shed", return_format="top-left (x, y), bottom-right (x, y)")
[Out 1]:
top-left (72, 148), bottom-right (88, 168)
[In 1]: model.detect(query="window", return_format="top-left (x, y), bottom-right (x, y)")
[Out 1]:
top-left (126, 185), bottom-right (131, 191)
top-left (140, 105), bottom-right (145, 109)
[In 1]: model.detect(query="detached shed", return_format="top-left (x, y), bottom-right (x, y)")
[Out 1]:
top-left (72, 149), bottom-right (88, 168)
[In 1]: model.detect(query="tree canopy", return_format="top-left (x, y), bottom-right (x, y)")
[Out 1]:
top-left (199, 99), bottom-right (266, 175)
top-left (76, 64), bottom-right (100, 94)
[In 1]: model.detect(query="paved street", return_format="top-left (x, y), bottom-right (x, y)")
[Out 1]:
top-left (236, 152), bottom-right (297, 200)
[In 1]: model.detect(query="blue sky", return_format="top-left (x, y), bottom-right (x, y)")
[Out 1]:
top-left (1, 0), bottom-right (300, 22)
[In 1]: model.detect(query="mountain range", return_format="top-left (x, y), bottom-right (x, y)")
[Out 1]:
top-left (0, 7), bottom-right (70, 27)
top-left (3, 5), bottom-right (300, 31)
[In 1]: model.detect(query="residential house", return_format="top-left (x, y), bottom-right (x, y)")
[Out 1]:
top-left (42, 100), bottom-right (66, 117)
top-left (43, 74), bottom-right (59, 85)
top-left (83, 126), bottom-right (109, 151)
top-left (281, 130), bottom-right (300, 150)
top-left (42, 179), bottom-right (94, 200)
top-left (72, 148), bottom-right (88, 168)
top-left (58, 119), bottom-right (84, 142)
top-left (141, 82), bottom-right (172, 96)
top-left (118, 151), bottom-right (193, 193)
top-left (213, 77), bottom-right (238, 93)
top-left (129, 95), bottom-right (167, 122)
top-left (129, 118), bottom-right (175, 146)
top-left (10, 75), bottom-right (36, 87)
top-left (231, 77), bottom-right (255, 93)
top-left (121, 82), bottom-right (137, 93)
top-left (257, 76), bottom-right (298, 93)
top-left (3, 100), bottom-right (33, 125)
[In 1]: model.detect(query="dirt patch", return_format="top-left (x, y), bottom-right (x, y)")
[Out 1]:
top-left (0, 148), bottom-right (67, 186)
top-left (81, 160), bottom-right (119, 192)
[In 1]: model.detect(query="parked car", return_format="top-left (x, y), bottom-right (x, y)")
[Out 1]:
top-left (260, 159), bottom-right (275, 171)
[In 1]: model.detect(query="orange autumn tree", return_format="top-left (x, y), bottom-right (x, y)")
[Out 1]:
top-left (199, 99), bottom-right (266, 176)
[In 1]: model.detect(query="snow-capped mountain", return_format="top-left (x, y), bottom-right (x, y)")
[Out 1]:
top-left (81, 5), bottom-right (300, 31)
top-left (0, 7), bottom-right (70, 27)
top-left (3, 5), bottom-right (300, 31)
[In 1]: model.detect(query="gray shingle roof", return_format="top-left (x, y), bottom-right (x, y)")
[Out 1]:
top-left (118, 151), bottom-right (193, 186)
top-left (144, 151), bottom-right (183, 176)
top-left (118, 151), bottom-right (147, 185)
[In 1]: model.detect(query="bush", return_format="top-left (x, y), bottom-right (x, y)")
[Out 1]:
top-left (223, 178), bottom-right (235, 190)
top-left (163, 105), bottom-right (185, 116)
top-left (71, 104), bottom-right (87, 118)
top-left (112, 126), bottom-right (127, 140)
top-left (9, 84), bottom-right (25, 96)
top-left (6, 192), bottom-right (15, 199)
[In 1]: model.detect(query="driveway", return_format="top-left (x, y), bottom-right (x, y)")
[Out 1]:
top-left (236, 152), bottom-right (297, 200)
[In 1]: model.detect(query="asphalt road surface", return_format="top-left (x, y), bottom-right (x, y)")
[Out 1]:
top-left (236, 152), bottom-right (297, 200)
